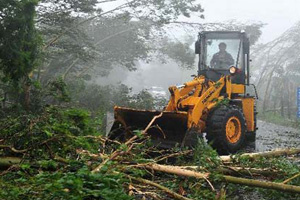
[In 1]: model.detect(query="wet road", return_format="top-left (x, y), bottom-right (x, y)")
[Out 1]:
top-left (255, 120), bottom-right (300, 152)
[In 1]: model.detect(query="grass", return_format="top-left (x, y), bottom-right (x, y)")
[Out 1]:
top-left (258, 112), bottom-right (300, 128)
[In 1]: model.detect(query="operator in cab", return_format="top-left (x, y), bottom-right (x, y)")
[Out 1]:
top-left (210, 42), bottom-right (234, 69)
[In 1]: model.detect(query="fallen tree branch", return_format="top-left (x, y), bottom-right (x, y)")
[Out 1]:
top-left (144, 164), bottom-right (209, 179)
top-left (129, 176), bottom-right (193, 200)
top-left (282, 173), bottom-right (300, 184)
top-left (220, 148), bottom-right (300, 162)
top-left (224, 175), bottom-right (300, 193)
top-left (92, 151), bottom-right (121, 173)
top-left (0, 145), bottom-right (28, 153)
top-left (124, 112), bottom-right (164, 146)
top-left (0, 157), bottom-right (21, 168)
top-left (141, 164), bottom-right (215, 191)
top-left (221, 166), bottom-right (280, 177)
top-left (143, 164), bottom-right (300, 193)
top-left (175, 165), bottom-right (280, 177)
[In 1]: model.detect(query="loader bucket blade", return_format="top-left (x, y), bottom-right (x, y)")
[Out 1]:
top-left (109, 107), bottom-right (189, 148)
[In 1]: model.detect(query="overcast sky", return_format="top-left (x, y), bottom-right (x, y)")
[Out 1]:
top-left (198, 0), bottom-right (300, 43)
top-left (102, 0), bottom-right (300, 44)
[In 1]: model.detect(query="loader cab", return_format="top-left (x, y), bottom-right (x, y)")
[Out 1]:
top-left (196, 31), bottom-right (250, 85)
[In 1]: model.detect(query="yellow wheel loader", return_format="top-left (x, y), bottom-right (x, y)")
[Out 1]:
top-left (109, 31), bottom-right (258, 153)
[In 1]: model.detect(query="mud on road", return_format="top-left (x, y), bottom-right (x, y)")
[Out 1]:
top-left (255, 120), bottom-right (300, 152)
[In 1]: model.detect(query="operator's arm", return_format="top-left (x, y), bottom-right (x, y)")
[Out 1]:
top-left (210, 54), bottom-right (217, 67)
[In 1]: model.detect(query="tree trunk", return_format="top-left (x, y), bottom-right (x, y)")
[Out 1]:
top-left (262, 68), bottom-right (276, 113)
top-left (287, 80), bottom-right (291, 119)
top-left (23, 83), bottom-right (31, 110)
top-left (280, 88), bottom-right (284, 117)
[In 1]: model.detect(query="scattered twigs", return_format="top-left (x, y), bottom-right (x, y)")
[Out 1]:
top-left (129, 176), bottom-right (193, 200)
top-left (282, 173), bottom-right (300, 184)
top-left (92, 150), bottom-right (120, 173)
top-left (92, 112), bottom-right (163, 173)
top-left (220, 148), bottom-right (300, 163)
top-left (155, 150), bottom-right (192, 162)
top-left (76, 149), bottom-right (108, 161)
top-left (128, 184), bottom-right (163, 200)
top-left (0, 145), bottom-right (28, 153)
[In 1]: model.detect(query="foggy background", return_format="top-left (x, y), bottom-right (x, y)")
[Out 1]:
top-left (96, 0), bottom-right (300, 97)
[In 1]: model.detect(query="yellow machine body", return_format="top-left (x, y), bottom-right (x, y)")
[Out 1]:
top-left (109, 74), bottom-right (255, 147)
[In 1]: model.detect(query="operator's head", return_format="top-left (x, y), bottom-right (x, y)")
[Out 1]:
top-left (219, 42), bottom-right (227, 52)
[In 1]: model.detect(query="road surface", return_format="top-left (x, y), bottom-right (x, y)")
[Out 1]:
top-left (255, 120), bottom-right (300, 152)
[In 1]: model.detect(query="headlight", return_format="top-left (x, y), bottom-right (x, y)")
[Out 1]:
top-left (229, 66), bottom-right (237, 75)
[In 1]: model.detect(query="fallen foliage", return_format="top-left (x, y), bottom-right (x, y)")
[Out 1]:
top-left (0, 106), bottom-right (299, 200)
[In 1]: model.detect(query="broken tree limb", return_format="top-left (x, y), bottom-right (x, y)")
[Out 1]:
top-left (282, 173), bottom-right (300, 184)
top-left (143, 164), bottom-right (300, 193)
top-left (129, 176), bottom-right (193, 200)
top-left (143, 164), bottom-right (209, 179)
top-left (221, 166), bottom-right (280, 177)
top-left (0, 157), bottom-right (21, 168)
top-left (142, 164), bottom-right (215, 191)
top-left (124, 112), bottom-right (163, 145)
top-left (220, 148), bottom-right (300, 162)
top-left (223, 175), bottom-right (300, 193)
top-left (176, 165), bottom-right (280, 177)
top-left (0, 145), bottom-right (28, 153)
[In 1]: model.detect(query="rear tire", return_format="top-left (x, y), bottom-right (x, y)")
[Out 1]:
top-left (206, 105), bottom-right (246, 154)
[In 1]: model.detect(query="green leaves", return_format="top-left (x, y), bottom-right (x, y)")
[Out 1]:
top-left (0, 0), bottom-right (41, 84)
top-left (0, 105), bottom-right (99, 159)
top-left (0, 168), bottom-right (132, 200)
top-left (193, 138), bottom-right (221, 169)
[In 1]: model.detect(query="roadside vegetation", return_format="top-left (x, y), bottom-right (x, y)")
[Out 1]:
top-left (258, 112), bottom-right (300, 128)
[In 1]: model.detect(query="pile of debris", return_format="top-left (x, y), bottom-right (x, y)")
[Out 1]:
top-left (0, 107), bottom-right (299, 199)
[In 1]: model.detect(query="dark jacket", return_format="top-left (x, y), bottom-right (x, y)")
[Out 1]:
top-left (210, 51), bottom-right (234, 69)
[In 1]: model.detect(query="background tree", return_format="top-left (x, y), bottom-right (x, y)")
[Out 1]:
top-left (0, 0), bottom-right (41, 109)
top-left (251, 21), bottom-right (300, 118)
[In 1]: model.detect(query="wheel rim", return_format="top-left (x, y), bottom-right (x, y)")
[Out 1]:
top-left (225, 116), bottom-right (242, 144)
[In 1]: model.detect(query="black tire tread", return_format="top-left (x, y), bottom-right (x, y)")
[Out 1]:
top-left (206, 105), bottom-right (247, 154)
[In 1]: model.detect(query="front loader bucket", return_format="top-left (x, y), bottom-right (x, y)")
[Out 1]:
top-left (109, 107), bottom-right (189, 148)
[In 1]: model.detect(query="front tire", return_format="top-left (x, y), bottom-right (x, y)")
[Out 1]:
top-left (206, 105), bottom-right (246, 154)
